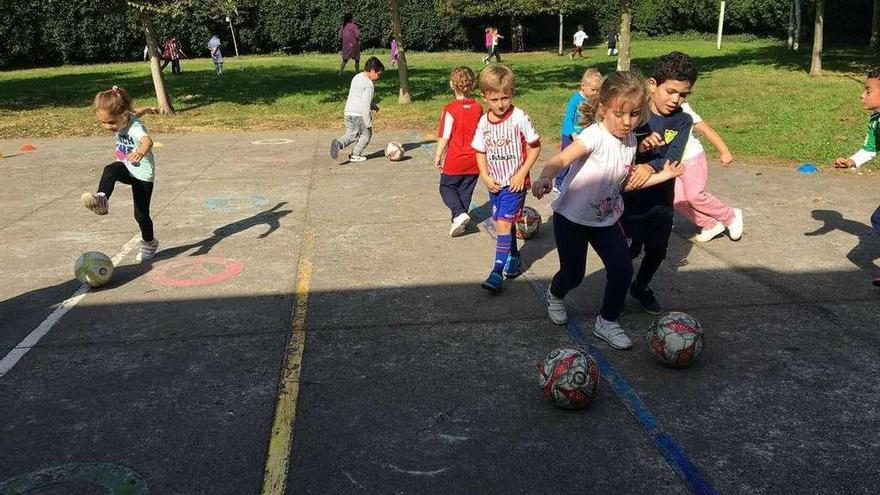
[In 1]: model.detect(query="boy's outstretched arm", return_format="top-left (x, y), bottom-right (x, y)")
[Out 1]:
top-left (693, 121), bottom-right (733, 166)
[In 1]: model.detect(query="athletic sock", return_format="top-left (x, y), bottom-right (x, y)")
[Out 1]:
top-left (493, 234), bottom-right (513, 274)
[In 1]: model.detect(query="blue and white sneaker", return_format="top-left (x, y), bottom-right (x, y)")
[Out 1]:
top-left (503, 254), bottom-right (522, 279)
top-left (481, 271), bottom-right (504, 292)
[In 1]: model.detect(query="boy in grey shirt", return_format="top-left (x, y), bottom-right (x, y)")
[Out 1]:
top-left (331, 56), bottom-right (384, 162)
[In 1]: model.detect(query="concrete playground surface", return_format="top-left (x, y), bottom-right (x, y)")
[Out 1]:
top-left (0, 130), bottom-right (878, 495)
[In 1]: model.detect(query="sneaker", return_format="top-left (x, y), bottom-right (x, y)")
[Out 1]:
top-left (593, 316), bottom-right (633, 350)
top-left (136, 238), bottom-right (159, 262)
top-left (449, 213), bottom-right (470, 237)
top-left (546, 289), bottom-right (568, 325)
top-left (81, 192), bottom-right (108, 215)
top-left (481, 271), bottom-right (503, 293)
top-left (873, 276), bottom-right (880, 288)
top-left (330, 139), bottom-right (342, 159)
top-left (349, 155), bottom-right (367, 162)
top-left (727, 208), bottom-right (744, 241)
top-left (503, 254), bottom-right (521, 279)
top-left (630, 285), bottom-right (663, 315)
top-left (691, 222), bottom-right (725, 243)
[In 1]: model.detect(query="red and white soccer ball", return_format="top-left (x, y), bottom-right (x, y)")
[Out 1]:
top-left (384, 141), bottom-right (405, 161)
top-left (645, 311), bottom-right (705, 367)
top-left (516, 206), bottom-right (542, 239)
top-left (537, 347), bottom-right (600, 409)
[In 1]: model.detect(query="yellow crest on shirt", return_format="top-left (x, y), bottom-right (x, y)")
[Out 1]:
top-left (664, 129), bottom-right (679, 144)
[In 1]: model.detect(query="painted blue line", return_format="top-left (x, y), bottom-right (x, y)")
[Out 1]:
top-left (433, 136), bottom-right (717, 495)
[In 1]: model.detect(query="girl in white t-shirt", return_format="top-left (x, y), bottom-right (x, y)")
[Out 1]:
top-left (532, 71), bottom-right (683, 350)
top-left (675, 102), bottom-right (743, 242)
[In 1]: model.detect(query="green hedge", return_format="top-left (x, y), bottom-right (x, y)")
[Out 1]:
top-left (0, 0), bottom-right (874, 68)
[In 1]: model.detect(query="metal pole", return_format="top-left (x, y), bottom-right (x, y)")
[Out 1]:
top-left (227, 15), bottom-right (239, 57)
top-left (716, 1), bottom-right (726, 50)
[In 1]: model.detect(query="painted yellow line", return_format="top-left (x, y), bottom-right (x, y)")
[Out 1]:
top-left (261, 229), bottom-right (315, 495)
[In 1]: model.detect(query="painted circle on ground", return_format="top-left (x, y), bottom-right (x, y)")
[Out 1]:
top-left (251, 138), bottom-right (294, 145)
top-left (150, 256), bottom-right (244, 288)
top-left (204, 194), bottom-right (268, 212)
top-left (0, 462), bottom-right (148, 495)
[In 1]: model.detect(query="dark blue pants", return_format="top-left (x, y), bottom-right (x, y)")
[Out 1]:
top-left (624, 206), bottom-right (674, 290)
top-left (554, 134), bottom-right (574, 190)
top-left (439, 173), bottom-right (479, 219)
top-left (872, 205), bottom-right (880, 235)
top-left (549, 212), bottom-right (633, 321)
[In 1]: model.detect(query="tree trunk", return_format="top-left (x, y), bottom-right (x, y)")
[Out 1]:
top-left (389, 0), bottom-right (411, 104)
top-left (787, 0), bottom-right (794, 49)
top-left (809, 0), bottom-right (823, 77)
top-left (617, 1), bottom-right (632, 71)
top-left (558, 12), bottom-right (563, 56)
top-left (139, 11), bottom-right (174, 115)
top-left (794, 0), bottom-right (801, 50)
top-left (872, 0), bottom-right (880, 50)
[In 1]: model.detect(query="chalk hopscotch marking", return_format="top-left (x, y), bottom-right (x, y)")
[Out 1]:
top-left (149, 256), bottom-right (244, 288)
top-left (252, 138), bottom-right (294, 146)
top-left (204, 194), bottom-right (268, 212)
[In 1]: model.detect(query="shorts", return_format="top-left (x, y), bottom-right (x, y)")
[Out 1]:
top-left (490, 186), bottom-right (526, 222)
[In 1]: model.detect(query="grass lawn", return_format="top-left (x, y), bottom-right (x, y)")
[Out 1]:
top-left (0, 39), bottom-right (877, 167)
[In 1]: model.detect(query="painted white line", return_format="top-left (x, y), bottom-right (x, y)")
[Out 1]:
top-left (0, 235), bottom-right (141, 378)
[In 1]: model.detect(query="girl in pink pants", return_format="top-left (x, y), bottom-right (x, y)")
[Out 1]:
top-left (674, 102), bottom-right (743, 242)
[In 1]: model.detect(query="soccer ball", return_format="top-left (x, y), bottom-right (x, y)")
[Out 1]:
top-left (645, 311), bottom-right (704, 367)
top-left (74, 251), bottom-right (114, 288)
top-left (537, 347), bottom-right (600, 409)
top-left (515, 206), bottom-right (541, 239)
top-left (384, 141), bottom-right (405, 161)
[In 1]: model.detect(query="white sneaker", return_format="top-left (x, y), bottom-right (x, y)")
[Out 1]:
top-left (81, 192), bottom-right (108, 215)
top-left (727, 208), bottom-right (744, 241)
top-left (691, 222), bottom-right (725, 243)
top-left (348, 155), bottom-right (367, 162)
top-left (136, 238), bottom-right (159, 262)
top-left (593, 316), bottom-right (633, 350)
top-left (546, 289), bottom-right (568, 325)
top-left (449, 213), bottom-right (470, 237)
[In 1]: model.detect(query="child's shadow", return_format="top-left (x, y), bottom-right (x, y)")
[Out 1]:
top-left (804, 209), bottom-right (880, 275)
top-left (154, 202), bottom-right (293, 260)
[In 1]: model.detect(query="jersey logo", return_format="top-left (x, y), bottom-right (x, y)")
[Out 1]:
top-left (664, 129), bottom-right (679, 144)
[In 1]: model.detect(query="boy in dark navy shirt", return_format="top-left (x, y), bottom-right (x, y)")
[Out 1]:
top-left (623, 51), bottom-right (697, 314)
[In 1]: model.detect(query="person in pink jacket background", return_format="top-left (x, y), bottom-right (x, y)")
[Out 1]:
top-left (338, 13), bottom-right (361, 75)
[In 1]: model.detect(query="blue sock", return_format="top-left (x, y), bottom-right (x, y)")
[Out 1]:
top-left (493, 234), bottom-right (513, 274)
top-left (509, 227), bottom-right (519, 257)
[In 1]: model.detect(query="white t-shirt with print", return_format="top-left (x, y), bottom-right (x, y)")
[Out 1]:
top-left (573, 31), bottom-right (588, 47)
top-left (471, 106), bottom-right (540, 186)
top-left (680, 102), bottom-right (705, 160)
top-left (551, 123), bottom-right (636, 227)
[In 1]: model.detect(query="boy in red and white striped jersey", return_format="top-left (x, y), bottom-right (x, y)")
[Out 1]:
top-left (471, 65), bottom-right (542, 292)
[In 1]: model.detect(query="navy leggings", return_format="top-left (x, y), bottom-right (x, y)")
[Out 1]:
top-left (439, 173), bottom-right (478, 219)
top-left (624, 206), bottom-right (674, 290)
top-left (549, 212), bottom-right (633, 321)
top-left (98, 162), bottom-right (154, 242)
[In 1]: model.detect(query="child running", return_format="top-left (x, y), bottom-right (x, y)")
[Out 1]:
top-left (570, 25), bottom-right (588, 59)
top-left (833, 67), bottom-right (880, 287)
top-left (471, 65), bottom-right (541, 292)
top-left (434, 66), bottom-right (484, 237)
top-left (532, 71), bottom-right (684, 349)
top-left (675, 102), bottom-right (743, 242)
top-left (390, 34), bottom-right (399, 69)
top-left (555, 68), bottom-right (603, 191)
top-left (330, 56), bottom-right (385, 162)
top-left (81, 86), bottom-right (160, 262)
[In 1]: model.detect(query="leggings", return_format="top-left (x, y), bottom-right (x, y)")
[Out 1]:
top-left (98, 162), bottom-right (155, 242)
top-left (549, 212), bottom-right (633, 321)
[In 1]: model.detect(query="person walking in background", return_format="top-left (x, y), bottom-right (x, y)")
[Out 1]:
top-left (390, 34), bottom-right (399, 69)
top-left (160, 37), bottom-right (186, 75)
top-left (607, 26), bottom-right (619, 56)
top-left (514, 23), bottom-right (525, 52)
top-left (208, 35), bottom-right (223, 75)
top-left (338, 13), bottom-right (361, 75)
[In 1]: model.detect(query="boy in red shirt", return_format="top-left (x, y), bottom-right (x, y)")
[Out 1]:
top-left (434, 66), bottom-right (484, 236)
